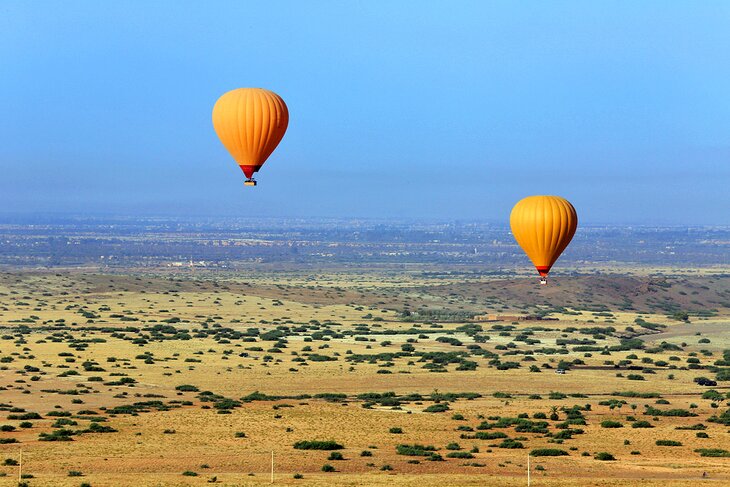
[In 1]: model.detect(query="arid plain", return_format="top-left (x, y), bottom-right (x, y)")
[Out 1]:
top-left (0, 267), bottom-right (729, 486)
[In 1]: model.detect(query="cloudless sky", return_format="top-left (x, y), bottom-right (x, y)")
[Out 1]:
top-left (1, 1), bottom-right (729, 224)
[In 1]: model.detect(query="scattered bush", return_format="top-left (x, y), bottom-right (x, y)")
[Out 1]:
top-left (656, 440), bottom-right (682, 446)
top-left (530, 449), bottom-right (568, 457)
top-left (423, 403), bottom-right (450, 413)
top-left (446, 451), bottom-right (474, 458)
top-left (695, 448), bottom-right (730, 457)
top-left (396, 444), bottom-right (437, 456)
top-left (293, 440), bottom-right (343, 450)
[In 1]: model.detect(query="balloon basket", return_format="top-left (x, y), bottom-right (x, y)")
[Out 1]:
top-left (539, 277), bottom-right (547, 285)
top-left (244, 179), bottom-right (257, 187)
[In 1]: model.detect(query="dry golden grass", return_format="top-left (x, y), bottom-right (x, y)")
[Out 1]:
top-left (0, 270), bottom-right (728, 486)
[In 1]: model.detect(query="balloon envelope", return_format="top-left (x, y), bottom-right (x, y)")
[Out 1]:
top-left (510, 195), bottom-right (577, 277)
top-left (212, 88), bottom-right (289, 180)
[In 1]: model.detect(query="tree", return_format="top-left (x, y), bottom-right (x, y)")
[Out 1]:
top-left (549, 406), bottom-right (559, 421)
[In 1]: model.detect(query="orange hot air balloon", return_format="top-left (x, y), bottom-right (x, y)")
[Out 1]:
top-left (212, 88), bottom-right (289, 186)
top-left (510, 195), bottom-right (577, 284)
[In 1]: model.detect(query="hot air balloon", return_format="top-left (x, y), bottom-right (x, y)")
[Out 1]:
top-left (510, 195), bottom-right (577, 285)
top-left (212, 88), bottom-right (289, 186)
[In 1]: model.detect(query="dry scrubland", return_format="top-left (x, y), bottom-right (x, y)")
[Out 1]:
top-left (0, 269), bottom-right (728, 486)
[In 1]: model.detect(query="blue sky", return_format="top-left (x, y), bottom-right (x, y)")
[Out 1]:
top-left (1, 1), bottom-right (728, 224)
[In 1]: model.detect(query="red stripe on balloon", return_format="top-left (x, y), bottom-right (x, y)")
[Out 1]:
top-left (239, 165), bottom-right (262, 179)
top-left (535, 266), bottom-right (551, 277)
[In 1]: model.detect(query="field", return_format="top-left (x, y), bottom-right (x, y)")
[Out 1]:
top-left (0, 268), bottom-right (729, 486)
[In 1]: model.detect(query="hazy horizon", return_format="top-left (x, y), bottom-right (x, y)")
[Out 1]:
top-left (2, 1), bottom-right (729, 225)
top-left (0, 210), bottom-right (728, 226)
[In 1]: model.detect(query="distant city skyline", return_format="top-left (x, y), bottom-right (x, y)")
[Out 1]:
top-left (1, 1), bottom-right (729, 224)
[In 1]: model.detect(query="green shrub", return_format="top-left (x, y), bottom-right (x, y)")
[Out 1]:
top-left (595, 452), bottom-right (615, 461)
top-left (446, 451), bottom-right (474, 458)
top-left (39, 429), bottom-right (74, 441)
top-left (695, 448), bottom-right (730, 457)
top-left (498, 439), bottom-right (524, 449)
top-left (293, 440), bottom-right (343, 450)
top-left (530, 449), bottom-right (568, 457)
top-left (7, 412), bottom-right (41, 420)
top-left (423, 403), bottom-right (450, 413)
top-left (396, 444), bottom-right (437, 456)
top-left (708, 408), bottom-right (730, 425)
top-left (644, 407), bottom-right (696, 417)
top-left (611, 391), bottom-right (661, 398)
top-left (467, 431), bottom-right (503, 440)
top-left (656, 440), bottom-right (682, 446)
